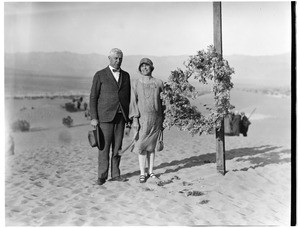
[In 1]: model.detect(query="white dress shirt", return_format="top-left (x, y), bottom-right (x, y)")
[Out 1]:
top-left (109, 65), bottom-right (120, 83)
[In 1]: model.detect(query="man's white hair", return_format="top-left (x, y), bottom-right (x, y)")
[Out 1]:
top-left (109, 48), bottom-right (123, 56)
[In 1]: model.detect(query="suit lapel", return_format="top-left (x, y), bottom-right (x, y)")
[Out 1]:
top-left (105, 67), bottom-right (119, 88)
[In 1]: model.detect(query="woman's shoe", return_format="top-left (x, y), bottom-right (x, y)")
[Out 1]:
top-left (139, 175), bottom-right (146, 183)
top-left (149, 173), bottom-right (157, 178)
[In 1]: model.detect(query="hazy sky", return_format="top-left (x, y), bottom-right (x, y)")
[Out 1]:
top-left (4, 1), bottom-right (291, 56)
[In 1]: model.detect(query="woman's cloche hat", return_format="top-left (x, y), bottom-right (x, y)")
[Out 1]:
top-left (138, 58), bottom-right (154, 72)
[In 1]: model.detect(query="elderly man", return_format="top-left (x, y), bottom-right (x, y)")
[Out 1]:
top-left (89, 48), bottom-right (131, 185)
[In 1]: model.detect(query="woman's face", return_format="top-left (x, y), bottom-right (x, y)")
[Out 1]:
top-left (140, 63), bottom-right (152, 76)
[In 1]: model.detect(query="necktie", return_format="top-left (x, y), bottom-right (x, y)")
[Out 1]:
top-left (112, 68), bottom-right (120, 72)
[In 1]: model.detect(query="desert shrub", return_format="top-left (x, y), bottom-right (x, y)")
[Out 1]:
top-left (76, 100), bottom-right (81, 109)
top-left (83, 102), bottom-right (88, 111)
top-left (62, 116), bottom-right (73, 127)
top-left (84, 109), bottom-right (91, 120)
top-left (11, 120), bottom-right (30, 132)
top-left (65, 102), bottom-right (77, 112)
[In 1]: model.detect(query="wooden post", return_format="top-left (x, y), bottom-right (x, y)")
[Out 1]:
top-left (213, 2), bottom-right (223, 54)
top-left (213, 2), bottom-right (226, 175)
top-left (291, 1), bottom-right (296, 226)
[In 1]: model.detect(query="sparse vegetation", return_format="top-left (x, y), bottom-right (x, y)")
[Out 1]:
top-left (63, 96), bottom-right (86, 112)
top-left (62, 116), bottom-right (73, 127)
top-left (11, 119), bottom-right (30, 132)
top-left (83, 102), bottom-right (88, 111)
top-left (199, 200), bottom-right (209, 204)
top-left (84, 109), bottom-right (91, 120)
top-left (186, 190), bottom-right (205, 196)
top-left (8, 94), bottom-right (89, 100)
top-left (238, 87), bottom-right (291, 98)
top-left (65, 102), bottom-right (77, 112)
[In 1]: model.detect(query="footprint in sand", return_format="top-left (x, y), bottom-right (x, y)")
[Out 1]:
top-left (42, 214), bottom-right (67, 225)
top-left (90, 206), bottom-right (100, 211)
top-left (144, 187), bottom-right (155, 191)
top-left (156, 179), bottom-right (173, 186)
top-left (73, 203), bottom-right (86, 209)
top-left (31, 206), bottom-right (47, 214)
top-left (72, 189), bottom-right (82, 194)
top-left (29, 176), bottom-right (39, 181)
top-left (73, 218), bottom-right (86, 226)
top-left (75, 209), bottom-right (87, 215)
top-left (179, 189), bottom-right (205, 197)
top-left (21, 199), bottom-right (28, 204)
top-left (199, 200), bottom-right (209, 205)
top-left (32, 181), bottom-right (44, 188)
top-left (156, 175), bottom-right (180, 186)
top-left (44, 202), bottom-right (55, 207)
top-left (89, 212), bottom-right (100, 218)
top-left (10, 206), bottom-right (24, 213)
top-left (182, 181), bottom-right (193, 186)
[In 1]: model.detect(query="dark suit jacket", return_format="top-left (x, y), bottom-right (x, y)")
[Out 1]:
top-left (89, 66), bottom-right (131, 123)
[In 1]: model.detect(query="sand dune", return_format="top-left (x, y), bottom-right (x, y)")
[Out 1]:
top-left (5, 90), bottom-right (291, 226)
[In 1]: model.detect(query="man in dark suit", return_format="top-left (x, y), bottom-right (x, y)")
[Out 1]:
top-left (90, 48), bottom-right (131, 185)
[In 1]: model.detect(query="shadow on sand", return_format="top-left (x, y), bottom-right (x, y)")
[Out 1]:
top-left (122, 145), bottom-right (291, 178)
top-left (29, 123), bottom-right (89, 132)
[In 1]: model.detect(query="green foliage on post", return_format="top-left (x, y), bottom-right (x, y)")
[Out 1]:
top-left (161, 45), bottom-right (235, 136)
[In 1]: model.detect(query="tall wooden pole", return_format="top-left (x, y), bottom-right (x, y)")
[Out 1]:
top-left (290, 1), bottom-right (296, 226)
top-left (213, 2), bottom-right (226, 175)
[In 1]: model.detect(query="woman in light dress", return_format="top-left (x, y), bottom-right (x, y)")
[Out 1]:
top-left (129, 58), bottom-right (164, 183)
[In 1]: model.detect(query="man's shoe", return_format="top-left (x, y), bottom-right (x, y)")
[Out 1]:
top-left (110, 176), bottom-right (128, 182)
top-left (96, 178), bottom-right (106, 185)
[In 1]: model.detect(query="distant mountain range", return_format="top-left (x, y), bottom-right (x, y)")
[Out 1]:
top-left (5, 52), bottom-right (291, 87)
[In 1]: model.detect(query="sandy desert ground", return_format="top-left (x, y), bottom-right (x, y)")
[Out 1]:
top-left (4, 89), bottom-right (292, 226)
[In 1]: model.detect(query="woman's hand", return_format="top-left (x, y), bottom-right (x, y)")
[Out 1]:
top-left (132, 118), bottom-right (140, 131)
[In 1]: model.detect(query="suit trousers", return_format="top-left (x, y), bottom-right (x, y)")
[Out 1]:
top-left (98, 113), bottom-right (125, 180)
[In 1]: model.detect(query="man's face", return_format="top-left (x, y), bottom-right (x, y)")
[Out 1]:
top-left (109, 52), bottom-right (123, 69)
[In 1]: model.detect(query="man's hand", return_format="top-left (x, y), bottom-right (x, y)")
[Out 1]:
top-left (124, 126), bottom-right (131, 136)
top-left (91, 119), bottom-right (99, 128)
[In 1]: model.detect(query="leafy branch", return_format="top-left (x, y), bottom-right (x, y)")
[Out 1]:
top-left (161, 45), bottom-right (235, 136)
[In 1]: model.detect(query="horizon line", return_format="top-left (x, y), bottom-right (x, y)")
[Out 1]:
top-left (4, 51), bottom-right (291, 58)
